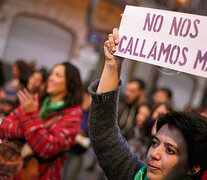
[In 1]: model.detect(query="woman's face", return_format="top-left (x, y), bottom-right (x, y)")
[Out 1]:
top-left (27, 72), bottom-right (43, 94)
top-left (47, 65), bottom-right (67, 97)
top-left (136, 105), bottom-right (151, 128)
top-left (146, 124), bottom-right (189, 180)
top-left (12, 64), bottom-right (20, 78)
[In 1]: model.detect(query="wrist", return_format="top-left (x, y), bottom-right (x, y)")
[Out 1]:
top-left (104, 58), bottom-right (123, 72)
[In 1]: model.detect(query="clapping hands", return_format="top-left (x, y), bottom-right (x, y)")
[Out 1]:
top-left (17, 89), bottom-right (39, 113)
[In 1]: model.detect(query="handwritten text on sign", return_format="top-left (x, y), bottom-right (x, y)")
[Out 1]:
top-left (114, 6), bottom-right (207, 78)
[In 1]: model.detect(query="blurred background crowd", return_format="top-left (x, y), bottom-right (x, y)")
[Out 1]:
top-left (0, 0), bottom-right (206, 180)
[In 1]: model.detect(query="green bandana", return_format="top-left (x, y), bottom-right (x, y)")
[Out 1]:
top-left (39, 96), bottom-right (64, 119)
top-left (134, 165), bottom-right (147, 180)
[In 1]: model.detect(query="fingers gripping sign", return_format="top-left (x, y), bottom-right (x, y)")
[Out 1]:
top-left (104, 28), bottom-right (123, 63)
top-left (97, 28), bottom-right (124, 93)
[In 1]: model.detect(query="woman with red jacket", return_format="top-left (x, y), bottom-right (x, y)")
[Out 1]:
top-left (0, 62), bottom-right (83, 180)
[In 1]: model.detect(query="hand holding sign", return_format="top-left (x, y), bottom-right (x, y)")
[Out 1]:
top-left (104, 28), bottom-right (122, 63)
top-left (114, 5), bottom-right (207, 78)
top-left (97, 28), bottom-right (123, 93)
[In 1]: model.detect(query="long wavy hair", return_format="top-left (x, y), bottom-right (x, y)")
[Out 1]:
top-left (61, 62), bottom-right (83, 108)
top-left (15, 59), bottom-right (33, 79)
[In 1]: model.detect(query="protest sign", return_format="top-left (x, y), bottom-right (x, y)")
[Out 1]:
top-left (114, 5), bottom-right (207, 78)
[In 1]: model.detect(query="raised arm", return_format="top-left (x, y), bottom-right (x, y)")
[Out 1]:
top-left (88, 28), bottom-right (144, 180)
top-left (97, 28), bottom-right (123, 93)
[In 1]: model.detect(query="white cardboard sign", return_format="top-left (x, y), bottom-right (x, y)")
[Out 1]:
top-left (114, 5), bottom-right (207, 78)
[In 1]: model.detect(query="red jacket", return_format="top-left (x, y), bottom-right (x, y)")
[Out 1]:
top-left (0, 105), bottom-right (83, 180)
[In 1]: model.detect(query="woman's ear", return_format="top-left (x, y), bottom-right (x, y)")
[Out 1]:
top-left (187, 165), bottom-right (201, 175)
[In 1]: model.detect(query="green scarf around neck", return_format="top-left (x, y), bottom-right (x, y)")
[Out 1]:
top-left (39, 96), bottom-right (64, 119)
top-left (134, 165), bottom-right (193, 180)
top-left (134, 165), bottom-right (147, 180)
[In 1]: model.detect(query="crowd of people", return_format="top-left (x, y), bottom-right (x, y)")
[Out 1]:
top-left (0, 59), bottom-right (92, 180)
top-left (0, 29), bottom-right (207, 180)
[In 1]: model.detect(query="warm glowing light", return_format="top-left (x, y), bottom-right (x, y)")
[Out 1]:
top-left (177, 0), bottom-right (187, 3)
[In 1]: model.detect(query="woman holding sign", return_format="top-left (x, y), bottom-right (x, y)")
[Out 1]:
top-left (88, 28), bottom-right (207, 180)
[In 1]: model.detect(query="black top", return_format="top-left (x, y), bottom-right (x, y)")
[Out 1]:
top-left (88, 80), bottom-right (144, 180)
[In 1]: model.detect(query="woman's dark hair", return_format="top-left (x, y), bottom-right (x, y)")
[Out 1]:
top-left (137, 102), bottom-right (152, 136)
top-left (15, 60), bottom-right (33, 89)
top-left (15, 59), bottom-right (33, 80)
top-left (61, 62), bottom-right (83, 108)
top-left (35, 68), bottom-right (49, 102)
top-left (152, 102), bottom-right (173, 115)
top-left (19, 76), bottom-right (29, 88)
top-left (157, 112), bottom-right (207, 178)
top-left (38, 68), bottom-right (49, 83)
